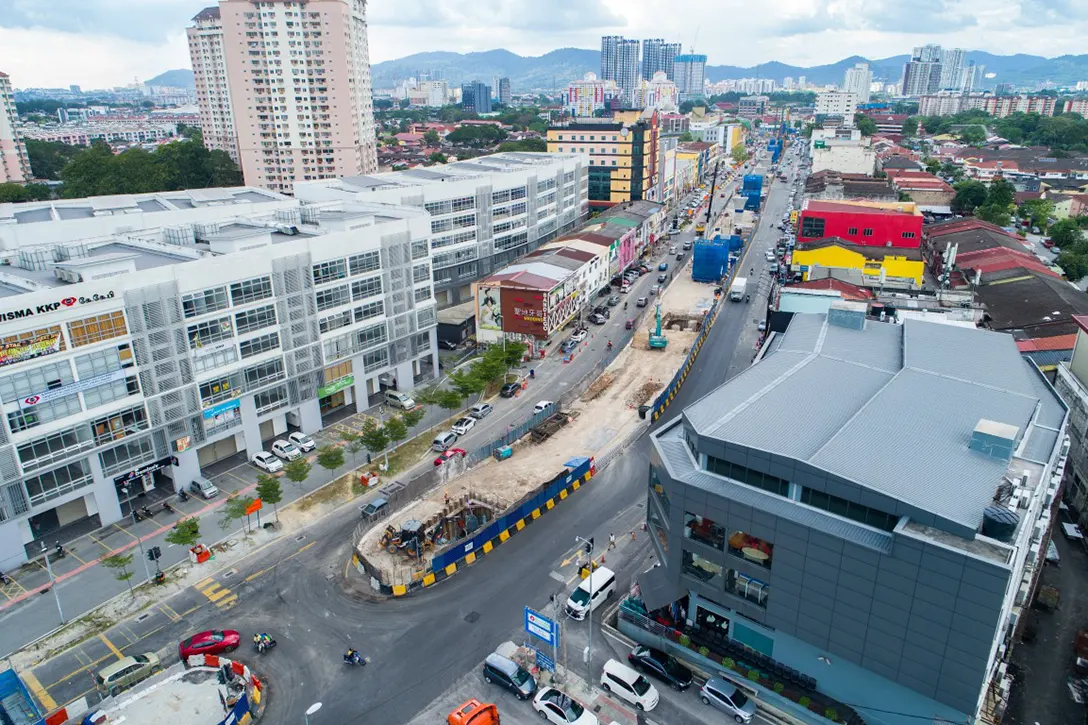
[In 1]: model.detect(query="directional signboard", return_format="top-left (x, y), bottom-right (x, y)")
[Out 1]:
top-left (536, 649), bottom-right (556, 673)
top-left (524, 607), bottom-right (559, 648)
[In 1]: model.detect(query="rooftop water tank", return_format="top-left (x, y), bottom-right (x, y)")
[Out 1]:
top-left (981, 505), bottom-right (1019, 542)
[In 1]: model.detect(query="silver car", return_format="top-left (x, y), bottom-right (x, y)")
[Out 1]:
top-left (700, 677), bottom-right (757, 723)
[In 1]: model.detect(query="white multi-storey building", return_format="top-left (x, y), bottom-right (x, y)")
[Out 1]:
top-left (191, 0), bottom-right (379, 195)
top-left (0, 188), bottom-right (438, 569)
top-left (187, 7), bottom-right (238, 163)
top-left (632, 72), bottom-right (679, 111)
top-left (0, 71), bottom-right (31, 184)
top-left (815, 91), bottom-right (858, 120)
top-left (296, 153), bottom-right (589, 308)
top-left (842, 63), bottom-right (873, 104)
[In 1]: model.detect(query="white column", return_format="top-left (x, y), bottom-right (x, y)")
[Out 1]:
top-left (296, 398), bottom-right (323, 433)
top-left (164, 448), bottom-right (201, 491)
top-left (87, 453), bottom-right (124, 526)
top-left (239, 395), bottom-right (264, 458)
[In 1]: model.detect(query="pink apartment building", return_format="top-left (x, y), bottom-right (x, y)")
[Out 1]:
top-left (187, 7), bottom-right (239, 163)
top-left (0, 71), bottom-right (31, 184)
top-left (190, 0), bottom-right (378, 195)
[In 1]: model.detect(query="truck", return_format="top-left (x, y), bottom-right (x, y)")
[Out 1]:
top-left (730, 276), bottom-right (747, 301)
top-left (695, 221), bottom-right (706, 236)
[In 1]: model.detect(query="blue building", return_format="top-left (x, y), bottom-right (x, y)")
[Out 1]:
top-left (628, 309), bottom-right (1067, 725)
top-left (461, 81), bottom-right (492, 114)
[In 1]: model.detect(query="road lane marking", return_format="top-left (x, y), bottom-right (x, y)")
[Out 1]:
top-left (88, 532), bottom-right (116, 555)
top-left (65, 547), bottom-right (88, 565)
top-left (158, 602), bottom-right (182, 623)
top-left (113, 524), bottom-right (138, 541)
top-left (21, 670), bottom-right (56, 711)
top-left (99, 633), bottom-right (124, 660)
top-left (243, 540), bottom-right (316, 583)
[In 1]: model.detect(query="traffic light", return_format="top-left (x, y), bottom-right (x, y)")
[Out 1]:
top-left (584, 537), bottom-right (594, 554)
top-left (147, 546), bottom-right (161, 561)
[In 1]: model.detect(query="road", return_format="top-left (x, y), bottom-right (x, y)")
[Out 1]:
top-left (23, 149), bottom-right (792, 725)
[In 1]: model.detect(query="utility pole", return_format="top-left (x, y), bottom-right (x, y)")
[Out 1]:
top-left (575, 535), bottom-right (595, 692)
top-left (40, 541), bottom-right (65, 624)
top-left (122, 486), bottom-right (154, 584)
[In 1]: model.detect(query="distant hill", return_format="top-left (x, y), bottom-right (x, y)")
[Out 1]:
top-left (145, 69), bottom-right (195, 89)
top-left (372, 49), bottom-right (1088, 91)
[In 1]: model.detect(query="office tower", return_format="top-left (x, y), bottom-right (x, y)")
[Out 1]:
top-left (842, 63), bottom-right (873, 104)
top-left (913, 43), bottom-right (943, 62)
top-left (940, 48), bottom-right (966, 90)
top-left (798, 76), bottom-right (807, 89)
top-left (497, 77), bottom-right (512, 105)
top-left (187, 7), bottom-right (238, 163)
top-left (461, 82), bottom-right (493, 114)
top-left (642, 39), bottom-right (682, 81)
top-left (673, 55), bottom-right (708, 100)
top-left (601, 35), bottom-right (641, 103)
top-left (206, 0), bottom-right (378, 195)
top-left (0, 71), bottom-right (31, 183)
top-left (901, 45), bottom-right (943, 96)
top-left (963, 63), bottom-right (986, 92)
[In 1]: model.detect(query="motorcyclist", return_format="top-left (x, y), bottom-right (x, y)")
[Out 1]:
top-left (606, 340), bottom-right (613, 351)
top-left (623, 301), bottom-right (628, 310)
top-left (344, 648), bottom-right (362, 665)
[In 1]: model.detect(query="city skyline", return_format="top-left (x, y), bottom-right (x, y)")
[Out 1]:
top-left (1, 0), bottom-right (1086, 88)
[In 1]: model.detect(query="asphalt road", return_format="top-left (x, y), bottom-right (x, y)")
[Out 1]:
top-left (25, 149), bottom-right (793, 725)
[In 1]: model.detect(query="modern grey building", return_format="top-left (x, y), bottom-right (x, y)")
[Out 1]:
top-left (461, 82), bottom-right (492, 114)
top-left (635, 310), bottom-right (1066, 725)
top-left (673, 54), bottom-right (707, 101)
top-left (641, 39), bottom-right (682, 81)
top-left (600, 35), bottom-right (641, 103)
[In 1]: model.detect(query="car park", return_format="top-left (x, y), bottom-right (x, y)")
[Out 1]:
top-left (589, 313), bottom-right (607, 325)
top-left (532, 688), bottom-right (598, 725)
top-left (700, 677), bottom-right (757, 723)
top-left (451, 417), bottom-right (476, 435)
top-left (433, 448), bottom-right (467, 466)
top-left (469, 403), bottom-right (493, 419)
top-left (95, 653), bottom-right (161, 697)
top-left (627, 645), bottom-right (693, 690)
top-left (271, 439), bottom-right (303, 461)
top-left (189, 476), bottom-right (220, 499)
top-left (500, 382), bottom-right (521, 397)
top-left (636, 296), bottom-right (649, 307)
top-left (252, 451), bottom-right (283, 473)
top-left (288, 431), bottom-right (316, 452)
top-left (178, 630), bottom-right (240, 661)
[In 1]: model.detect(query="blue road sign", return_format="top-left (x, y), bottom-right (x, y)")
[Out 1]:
top-left (536, 649), bottom-right (556, 672)
top-left (524, 607), bottom-right (559, 648)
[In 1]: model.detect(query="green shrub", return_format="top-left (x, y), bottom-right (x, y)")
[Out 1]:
top-left (722, 657), bottom-right (735, 669)
top-left (824, 708), bottom-right (839, 721)
top-left (747, 670), bottom-right (760, 682)
top-left (698, 646), bottom-right (709, 657)
top-left (678, 634), bottom-right (690, 647)
top-left (799, 696), bottom-right (811, 707)
top-left (773, 682), bottom-right (785, 694)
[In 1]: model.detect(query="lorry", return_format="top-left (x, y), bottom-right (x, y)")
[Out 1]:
top-left (695, 221), bottom-right (706, 236)
top-left (730, 276), bottom-right (748, 302)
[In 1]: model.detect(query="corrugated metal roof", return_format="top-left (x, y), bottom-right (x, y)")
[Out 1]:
top-left (1022, 425), bottom-right (1059, 463)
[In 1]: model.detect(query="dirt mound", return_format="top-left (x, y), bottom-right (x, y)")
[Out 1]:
top-left (628, 380), bottom-right (661, 407)
top-left (582, 372), bottom-right (616, 401)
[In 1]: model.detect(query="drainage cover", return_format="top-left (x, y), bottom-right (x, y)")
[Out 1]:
top-left (223, 569), bottom-right (237, 579)
top-left (135, 613), bottom-right (151, 623)
top-left (464, 611), bottom-right (480, 624)
top-left (295, 535), bottom-right (306, 542)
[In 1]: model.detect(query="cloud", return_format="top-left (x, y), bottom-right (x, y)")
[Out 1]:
top-left (770, 0), bottom-right (979, 36)
top-left (368, 0), bottom-right (624, 31)
top-left (0, 0), bottom-right (206, 43)
top-left (1016, 0), bottom-right (1088, 26)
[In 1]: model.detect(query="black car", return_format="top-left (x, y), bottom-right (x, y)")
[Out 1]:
top-left (437, 340), bottom-right (458, 351)
top-left (593, 305), bottom-right (610, 319)
top-left (627, 645), bottom-right (693, 691)
top-left (500, 382), bottom-right (521, 398)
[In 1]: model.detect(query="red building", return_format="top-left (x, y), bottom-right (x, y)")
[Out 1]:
top-left (797, 200), bottom-right (924, 249)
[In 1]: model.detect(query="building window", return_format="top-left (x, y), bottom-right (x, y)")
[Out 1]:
top-left (727, 531), bottom-right (773, 569)
top-left (800, 487), bottom-right (899, 531)
top-left (312, 258), bottom-right (347, 285)
top-left (695, 607), bottom-right (730, 635)
top-left (82, 375), bottom-right (140, 409)
top-left (68, 311), bottom-right (128, 348)
top-left (182, 287), bottom-right (229, 318)
top-left (351, 276), bottom-right (382, 300)
top-left (362, 348), bottom-right (388, 371)
top-left (199, 374), bottom-right (241, 406)
top-left (323, 360), bottom-right (352, 384)
top-left (799, 216), bottom-right (825, 239)
top-left (187, 317), bottom-right (234, 349)
top-left (356, 323), bottom-right (387, 350)
top-left (412, 264), bottom-right (431, 284)
top-left (414, 286), bottom-right (432, 303)
top-left (254, 385), bottom-right (288, 415)
top-left (411, 239), bottom-right (428, 260)
top-left (348, 251), bottom-right (381, 275)
top-left (235, 305), bottom-right (277, 335)
top-left (862, 228), bottom-right (874, 237)
top-left (243, 358), bottom-right (285, 389)
top-left (7, 394), bottom-right (81, 433)
top-left (24, 460), bottom-right (92, 507)
top-left (451, 196), bottom-right (475, 212)
top-left (0, 359), bottom-right (73, 404)
top-left (90, 405), bottom-right (149, 446)
top-left (726, 569), bottom-right (769, 608)
top-left (705, 456), bottom-right (790, 497)
top-left (901, 231), bottom-right (916, 239)
top-left (99, 435), bottom-right (155, 476)
top-left (75, 344), bottom-right (133, 378)
top-left (647, 495), bottom-right (668, 554)
top-left (684, 512), bottom-right (725, 550)
top-left (229, 276), bottom-right (273, 305)
top-left (353, 301), bottom-right (384, 323)
top-left (847, 227), bottom-right (859, 235)
top-left (319, 310), bottom-right (352, 334)
top-left (239, 332), bottom-right (281, 359)
top-left (682, 549), bottom-right (723, 587)
top-left (649, 465), bottom-right (670, 514)
top-left (17, 428), bottom-right (94, 473)
top-left (316, 284), bottom-right (351, 311)
top-left (424, 199), bottom-right (453, 215)
top-left (492, 189), bottom-right (511, 204)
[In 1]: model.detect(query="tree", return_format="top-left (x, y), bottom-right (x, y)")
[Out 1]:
top-left (283, 457), bottom-right (312, 488)
top-left (496, 138), bottom-right (547, 152)
top-left (1057, 250), bottom-right (1088, 281)
top-left (730, 144), bottom-right (749, 165)
top-left (902, 117), bottom-right (920, 137)
top-left (316, 444), bottom-right (345, 475)
top-left (401, 406), bottom-right (425, 430)
top-left (445, 124), bottom-right (506, 147)
top-left (340, 429), bottom-right (365, 466)
top-left (358, 418), bottom-right (389, 463)
top-left (423, 130), bottom-right (441, 146)
top-left (0, 183), bottom-right (51, 202)
top-left (677, 131), bottom-right (695, 142)
top-left (165, 518), bottom-right (201, 548)
top-left (1018, 199), bottom-right (1055, 231)
top-left (1050, 219), bottom-right (1086, 249)
top-left (975, 204), bottom-right (1012, 227)
top-left (951, 181), bottom-right (988, 214)
top-left (255, 474), bottom-right (283, 523)
top-left (448, 368), bottom-right (486, 398)
top-left (220, 495), bottom-right (256, 532)
top-left (986, 178), bottom-right (1016, 210)
top-left (433, 388), bottom-right (464, 423)
top-left (854, 114), bottom-right (877, 136)
top-left (102, 552), bottom-right (136, 598)
top-left (958, 126), bottom-right (987, 145)
top-left (679, 101), bottom-right (696, 114)
top-left (384, 415), bottom-right (409, 450)
top-left (428, 152), bottom-right (448, 164)
top-left (924, 158), bottom-right (942, 175)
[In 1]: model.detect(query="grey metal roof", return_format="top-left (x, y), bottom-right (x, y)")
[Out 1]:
top-left (684, 314), bottom-right (1063, 530)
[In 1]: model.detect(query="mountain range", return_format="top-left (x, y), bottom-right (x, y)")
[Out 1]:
top-left (146, 50), bottom-right (1088, 95)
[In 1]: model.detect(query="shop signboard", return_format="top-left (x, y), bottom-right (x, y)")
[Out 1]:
top-left (501, 288), bottom-right (546, 337)
top-left (113, 456), bottom-right (173, 486)
top-left (317, 375), bottom-right (354, 398)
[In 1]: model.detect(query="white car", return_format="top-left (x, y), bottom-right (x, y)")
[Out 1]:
top-left (533, 400), bottom-right (555, 415)
top-left (271, 439), bottom-right (302, 461)
top-left (569, 329), bottom-right (588, 344)
top-left (288, 431), bottom-right (316, 452)
top-left (469, 403), bottom-right (493, 419)
top-left (252, 451), bottom-right (284, 473)
top-left (532, 687), bottom-right (598, 725)
top-left (451, 416), bottom-right (476, 435)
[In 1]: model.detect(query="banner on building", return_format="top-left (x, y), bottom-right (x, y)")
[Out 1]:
top-left (0, 331), bottom-right (63, 368)
top-left (501, 289), bottom-right (546, 337)
top-left (477, 286), bottom-right (503, 331)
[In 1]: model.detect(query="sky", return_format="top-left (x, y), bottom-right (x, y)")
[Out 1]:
top-left (0, 0), bottom-right (1086, 89)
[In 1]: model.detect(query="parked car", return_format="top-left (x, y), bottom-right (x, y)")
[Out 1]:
top-left (533, 400), bottom-right (555, 415)
top-left (636, 297), bottom-right (649, 308)
top-left (451, 417), bottom-right (476, 435)
top-left (627, 645), bottom-right (693, 691)
top-left (271, 439), bottom-right (303, 461)
top-left (434, 448), bottom-right (467, 466)
top-left (252, 451), bottom-right (284, 473)
top-left (700, 677), bottom-right (756, 723)
top-left (569, 328), bottom-right (588, 344)
top-left (658, 262), bottom-right (668, 271)
top-left (607, 294), bottom-right (621, 306)
top-left (178, 630), bottom-right (240, 661)
top-left (189, 476), bottom-right (219, 499)
top-left (561, 340), bottom-right (578, 354)
top-left (288, 431), bottom-right (316, 452)
top-left (657, 274), bottom-right (667, 283)
top-left (469, 403), bottom-right (493, 419)
top-left (588, 313), bottom-right (607, 325)
top-left (600, 658), bottom-right (659, 711)
top-left (95, 653), bottom-right (161, 698)
top-left (437, 339), bottom-right (459, 351)
top-left (432, 431), bottom-right (458, 452)
top-left (482, 652), bottom-right (537, 700)
top-left (532, 688), bottom-right (598, 725)
top-left (597, 286), bottom-right (611, 297)
top-left (500, 382), bottom-right (521, 398)
top-left (620, 282), bottom-right (631, 293)
top-left (593, 305), bottom-right (610, 318)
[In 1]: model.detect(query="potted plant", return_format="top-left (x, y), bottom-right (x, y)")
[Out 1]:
top-left (722, 657), bottom-right (735, 669)
top-left (773, 682), bottom-right (785, 694)
top-left (679, 634), bottom-right (690, 647)
top-left (698, 646), bottom-right (710, 657)
top-left (824, 707), bottom-right (839, 722)
top-left (799, 696), bottom-right (811, 708)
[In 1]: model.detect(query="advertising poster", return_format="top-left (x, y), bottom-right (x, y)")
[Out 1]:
top-left (0, 332), bottom-right (63, 368)
top-left (477, 286), bottom-right (503, 331)
top-left (501, 289), bottom-right (546, 337)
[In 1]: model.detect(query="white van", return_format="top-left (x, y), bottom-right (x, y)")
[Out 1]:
top-left (385, 390), bottom-right (416, 409)
top-left (566, 566), bottom-right (616, 620)
top-left (600, 659), bottom-right (659, 712)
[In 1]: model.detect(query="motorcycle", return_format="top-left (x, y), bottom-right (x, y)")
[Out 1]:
top-left (140, 505), bottom-right (155, 519)
top-left (177, 488), bottom-right (190, 503)
top-left (253, 636), bottom-right (277, 654)
top-left (343, 649), bottom-right (366, 666)
top-left (162, 501), bottom-right (175, 514)
top-left (54, 542), bottom-right (66, 560)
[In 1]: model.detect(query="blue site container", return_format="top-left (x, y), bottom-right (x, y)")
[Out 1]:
top-left (692, 237), bottom-right (734, 283)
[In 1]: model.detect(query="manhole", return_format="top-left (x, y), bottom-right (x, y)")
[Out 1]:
top-left (135, 613), bottom-right (151, 623)
top-left (295, 534), bottom-right (306, 542)
top-left (464, 611), bottom-right (480, 624)
top-left (223, 569), bottom-right (237, 579)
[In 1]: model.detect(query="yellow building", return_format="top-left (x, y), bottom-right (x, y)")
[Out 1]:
top-left (791, 238), bottom-right (925, 286)
top-left (547, 109), bottom-right (661, 208)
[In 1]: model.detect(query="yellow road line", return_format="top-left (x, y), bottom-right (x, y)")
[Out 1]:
top-left (65, 547), bottom-right (88, 565)
top-left (159, 602), bottom-right (182, 623)
top-left (21, 670), bottom-right (56, 711)
top-left (226, 471), bottom-right (251, 486)
top-left (180, 605), bottom-right (202, 617)
top-left (88, 532), bottom-right (116, 554)
top-left (201, 584), bottom-right (232, 602)
top-left (216, 594), bottom-right (238, 609)
top-left (99, 633), bottom-right (124, 660)
top-left (113, 524), bottom-right (138, 541)
top-left (244, 540), bottom-right (316, 582)
top-left (195, 577), bottom-right (215, 589)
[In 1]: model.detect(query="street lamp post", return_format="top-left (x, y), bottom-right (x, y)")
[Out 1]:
top-left (39, 541), bottom-right (64, 624)
top-left (574, 535), bottom-right (595, 692)
top-left (121, 486), bottom-right (154, 584)
top-left (304, 701), bottom-right (322, 725)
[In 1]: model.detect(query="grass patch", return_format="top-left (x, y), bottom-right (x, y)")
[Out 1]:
top-left (363, 430), bottom-right (434, 477)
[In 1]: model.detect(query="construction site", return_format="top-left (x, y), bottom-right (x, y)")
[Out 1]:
top-left (355, 253), bottom-right (720, 588)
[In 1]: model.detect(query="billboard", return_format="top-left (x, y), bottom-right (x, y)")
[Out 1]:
top-left (0, 330), bottom-right (63, 368)
top-left (477, 286), bottom-right (503, 331)
top-left (501, 288), bottom-right (546, 337)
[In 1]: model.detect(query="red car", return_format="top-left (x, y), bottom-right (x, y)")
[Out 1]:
top-left (434, 448), bottom-right (467, 467)
top-left (178, 630), bottom-right (240, 660)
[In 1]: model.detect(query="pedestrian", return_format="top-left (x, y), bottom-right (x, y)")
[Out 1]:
top-left (609, 533), bottom-right (616, 550)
